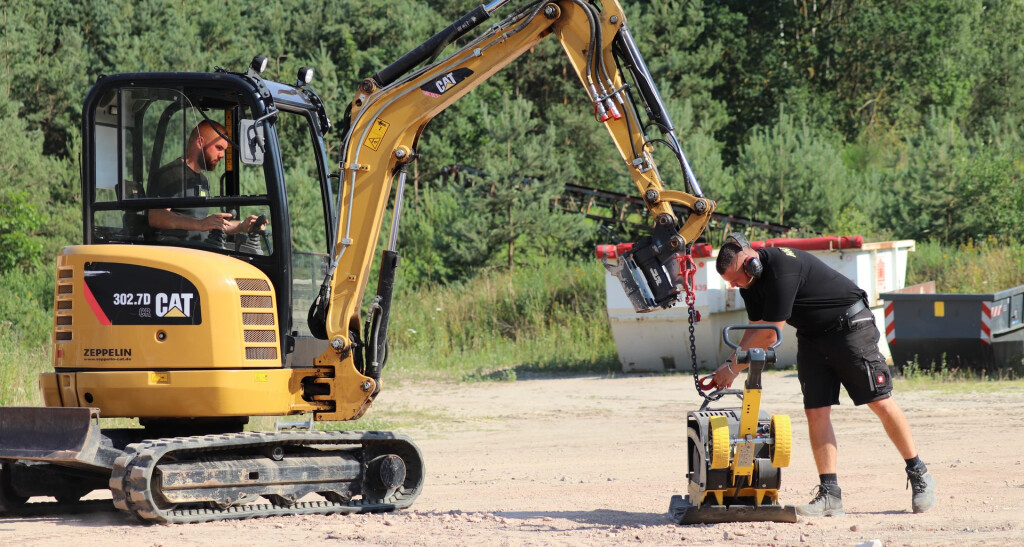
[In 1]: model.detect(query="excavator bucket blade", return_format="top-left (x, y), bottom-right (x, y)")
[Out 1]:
top-left (0, 407), bottom-right (110, 468)
top-left (669, 495), bottom-right (798, 525)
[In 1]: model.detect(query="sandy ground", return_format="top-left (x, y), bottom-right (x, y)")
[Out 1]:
top-left (3, 371), bottom-right (1023, 546)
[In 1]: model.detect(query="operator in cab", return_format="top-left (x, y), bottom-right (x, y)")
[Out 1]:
top-left (148, 120), bottom-right (263, 244)
top-left (710, 233), bottom-right (936, 518)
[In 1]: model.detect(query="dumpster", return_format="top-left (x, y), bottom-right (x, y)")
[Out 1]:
top-left (599, 237), bottom-right (916, 372)
top-left (881, 284), bottom-right (1024, 371)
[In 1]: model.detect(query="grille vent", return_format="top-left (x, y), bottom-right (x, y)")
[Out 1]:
top-left (236, 276), bottom-right (276, 362)
top-left (54, 266), bottom-right (74, 342)
top-left (244, 330), bottom-right (276, 343)
top-left (240, 295), bottom-right (273, 309)
top-left (245, 347), bottom-right (278, 360)
top-left (242, 313), bottom-right (275, 326)
top-left (235, 278), bottom-right (270, 292)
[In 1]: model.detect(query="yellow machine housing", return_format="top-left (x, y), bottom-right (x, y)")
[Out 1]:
top-left (670, 325), bottom-right (798, 524)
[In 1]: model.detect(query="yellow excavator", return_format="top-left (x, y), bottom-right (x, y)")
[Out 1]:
top-left (0, 0), bottom-right (716, 523)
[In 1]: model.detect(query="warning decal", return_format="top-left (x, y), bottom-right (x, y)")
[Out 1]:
top-left (363, 118), bottom-right (390, 151)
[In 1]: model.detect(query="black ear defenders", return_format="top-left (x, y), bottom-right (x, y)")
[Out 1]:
top-left (727, 232), bottom-right (763, 279)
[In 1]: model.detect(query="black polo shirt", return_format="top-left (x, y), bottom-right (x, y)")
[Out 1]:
top-left (149, 158), bottom-right (210, 241)
top-left (739, 247), bottom-right (867, 333)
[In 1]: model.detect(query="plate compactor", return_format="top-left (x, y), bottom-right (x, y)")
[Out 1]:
top-left (670, 325), bottom-right (798, 524)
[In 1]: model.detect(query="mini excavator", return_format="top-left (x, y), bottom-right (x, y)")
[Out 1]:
top-left (0, 0), bottom-right (715, 523)
top-left (670, 325), bottom-right (798, 524)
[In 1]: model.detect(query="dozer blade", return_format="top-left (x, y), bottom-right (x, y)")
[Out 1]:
top-left (669, 495), bottom-right (798, 525)
top-left (0, 407), bottom-right (118, 470)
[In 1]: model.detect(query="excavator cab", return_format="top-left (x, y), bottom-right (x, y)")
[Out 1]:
top-left (81, 66), bottom-right (335, 370)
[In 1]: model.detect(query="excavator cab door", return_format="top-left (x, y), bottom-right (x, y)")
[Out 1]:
top-left (81, 73), bottom-right (294, 354)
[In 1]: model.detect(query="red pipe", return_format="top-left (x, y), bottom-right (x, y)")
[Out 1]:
top-left (596, 236), bottom-right (863, 259)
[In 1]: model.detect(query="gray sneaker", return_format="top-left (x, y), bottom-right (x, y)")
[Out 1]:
top-left (795, 484), bottom-right (845, 517)
top-left (906, 463), bottom-right (936, 513)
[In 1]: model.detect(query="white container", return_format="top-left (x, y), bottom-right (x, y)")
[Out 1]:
top-left (603, 239), bottom-right (916, 372)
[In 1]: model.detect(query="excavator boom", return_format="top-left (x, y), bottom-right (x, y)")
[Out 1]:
top-left (310, 0), bottom-right (715, 394)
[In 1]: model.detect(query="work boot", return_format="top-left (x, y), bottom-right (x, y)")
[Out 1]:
top-left (795, 484), bottom-right (845, 517)
top-left (906, 462), bottom-right (936, 513)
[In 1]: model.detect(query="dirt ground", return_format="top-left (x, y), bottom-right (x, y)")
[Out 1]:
top-left (3, 371), bottom-right (1023, 546)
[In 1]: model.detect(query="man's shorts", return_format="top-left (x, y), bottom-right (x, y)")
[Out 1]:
top-left (796, 308), bottom-right (893, 409)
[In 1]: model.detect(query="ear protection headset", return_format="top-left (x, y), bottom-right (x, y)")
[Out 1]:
top-left (727, 232), bottom-right (763, 279)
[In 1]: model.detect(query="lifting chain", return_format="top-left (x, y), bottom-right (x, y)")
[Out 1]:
top-left (681, 250), bottom-right (723, 402)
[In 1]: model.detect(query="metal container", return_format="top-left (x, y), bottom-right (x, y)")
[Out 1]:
top-left (601, 238), bottom-right (916, 372)
top-left (881, 285), bottom-right (1024, 371)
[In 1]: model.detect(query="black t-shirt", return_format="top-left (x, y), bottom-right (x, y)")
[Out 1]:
top-left (739, 247), bottom-right (867, 332)
top-left (149, 158), bottom-right (210, 240)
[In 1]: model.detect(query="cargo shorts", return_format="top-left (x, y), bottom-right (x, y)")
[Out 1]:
top-left (795, 308), bottom-right (893, 409)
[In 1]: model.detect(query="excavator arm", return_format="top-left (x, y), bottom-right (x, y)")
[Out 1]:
top-left (309, 0), bottom-right (716, 420)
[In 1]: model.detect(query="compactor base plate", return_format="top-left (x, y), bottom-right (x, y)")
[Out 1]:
top-left (669, 494), bottom-right (797, 525)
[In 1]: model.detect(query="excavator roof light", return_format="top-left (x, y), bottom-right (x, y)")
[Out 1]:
top-left (250, 55), bottom-right (268, 75)
top-left (297, 67), bottom-right (314, 86)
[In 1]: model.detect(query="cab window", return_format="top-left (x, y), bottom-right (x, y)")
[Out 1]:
top-left (90, 86), bottom-right (272, 256)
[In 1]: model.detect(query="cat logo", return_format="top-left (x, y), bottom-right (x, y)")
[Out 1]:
top-left (419, 68), bottom-right (474, 98)
top-left (155, 292), bottom-right (195, 318)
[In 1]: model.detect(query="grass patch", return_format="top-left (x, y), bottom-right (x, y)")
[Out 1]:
top-left (0, 322), bottom-right (49, 406)
top-left (893, 356), bottom-right (1023, 393)
top-left (384, 257), bottom-right (619, 383)
top-left (907, 237), bottom-right (1024, 292)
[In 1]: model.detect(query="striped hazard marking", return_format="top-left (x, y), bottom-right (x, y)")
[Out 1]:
top-left (884, 301), bottom-right (895, 344)
top-left (981, 301), bottom-right (992, 346)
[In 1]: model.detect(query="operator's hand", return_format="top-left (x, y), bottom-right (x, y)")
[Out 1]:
top-left (712, 361), bottom-right (740, 390)
top-left (237, 214), bottom-right (266, 234)
top-left (199, 212), bottom-right (234, 232)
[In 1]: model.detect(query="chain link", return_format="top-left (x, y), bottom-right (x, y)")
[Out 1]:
top-left (681, 251), bottom-right (723, 402)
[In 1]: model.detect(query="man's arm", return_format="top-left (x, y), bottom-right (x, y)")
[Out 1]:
top-left (149, 209), bottom-right (263, 235)
top-left (711, 319), bottom-right (785, 389)
top-left (148, 209), bottom-right (234, 232)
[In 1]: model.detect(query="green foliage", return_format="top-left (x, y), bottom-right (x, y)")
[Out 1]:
top-left (434, 93), bottom-right (591, 275)
top-left (0, 323), bottom-right (49, 406)
top-left (906, 238), bottom-right (1024, 294)
top-left (0, 192), bottom-right (46, 271)
top-left (722, 109), bottom-right (880, 233)
top-left (879, 108), bottom-right (1024, 243)
top-left (0, 264), bottom-right (54, 348)
top-left (399, 184), bottom-right (474, 284)
top-left (898, 354), bottom-right (1021, 385)
top-left (2, 0), bottom-right (1023, 361)
top-left (386, 257), bottom-right (617, 381)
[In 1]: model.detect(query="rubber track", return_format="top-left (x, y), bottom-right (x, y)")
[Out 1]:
top-left (108, 430), bottom-right (424, 524)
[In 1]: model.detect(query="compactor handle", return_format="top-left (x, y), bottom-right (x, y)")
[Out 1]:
top-left (722, 324), bottom-right (782, 350)
top-left (721, 324), bottom-right (781, 391)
